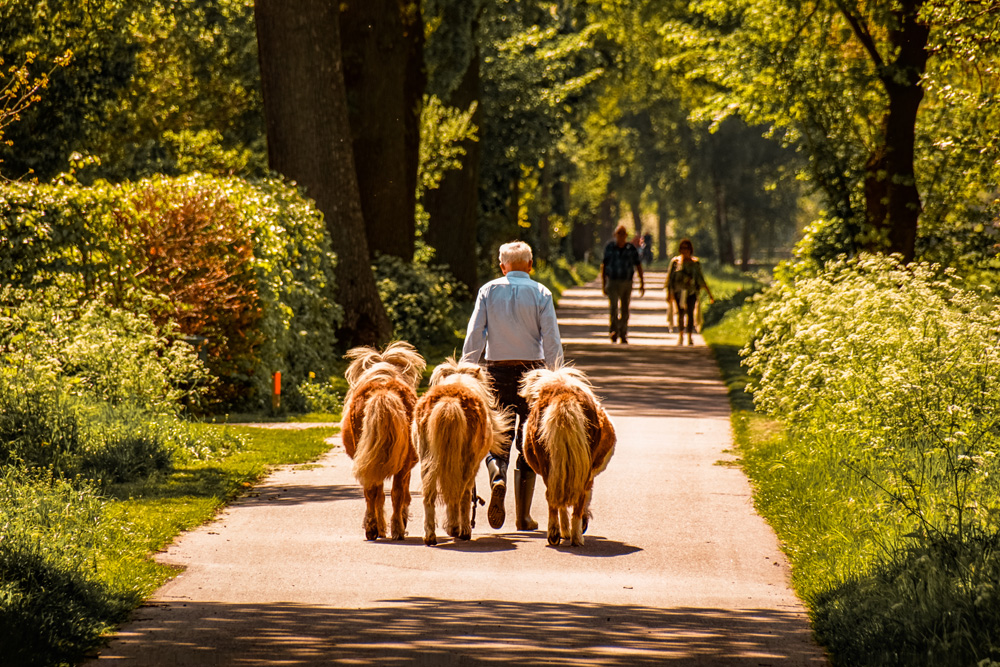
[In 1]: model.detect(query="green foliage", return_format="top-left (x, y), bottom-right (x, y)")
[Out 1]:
top-left (746, 254), bottom-right (1000, 539)
top-left (0, 288), bottom-right (245, 486)
top-left (374, 254), bottom-right (468, 349)
top-left (0, 0), bottom-right (265, 181)
top-left (297, 377), bottom-right (344, 415)
top-left (0, 468), bottom-right (152, 667)
top-left (814, 529), bottom-right (1000, 666)
top-left (418, 95), bottom-right (479, 199)
top-left (0, 174), bottom-right (343, 410)
top-left (732, 253), bottom-right (1000, 663)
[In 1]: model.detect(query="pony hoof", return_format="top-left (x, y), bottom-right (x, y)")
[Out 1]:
top-left (424, 535), bottom-right (437, 546)
top-left (547, 530), bottom-right (561, 546)
top-left (391, 531), bottom-right (406, 541)
top-left (365, 529), bottom-right (379, 541)
top-left (458, 529), bottom-right (472, 541)
top-left (447, 525), bottom-right (460, 538)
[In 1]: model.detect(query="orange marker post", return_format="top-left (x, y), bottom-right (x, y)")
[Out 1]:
top-left (272, 371), bottom-right (281, 410)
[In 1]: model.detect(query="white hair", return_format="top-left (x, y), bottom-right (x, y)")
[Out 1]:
top-left (498, 241), bottom-right (533, 266)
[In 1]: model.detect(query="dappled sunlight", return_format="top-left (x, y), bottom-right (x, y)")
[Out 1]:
top-left (99, 598), bottom-right (823, 666)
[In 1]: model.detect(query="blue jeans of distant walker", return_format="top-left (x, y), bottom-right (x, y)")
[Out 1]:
top-left (605, 278), bottom-right (633, 339)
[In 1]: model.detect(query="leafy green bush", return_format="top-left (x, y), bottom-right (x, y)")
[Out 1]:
top-left (0, 174), bottom-right (343, 410)
top-left (297, 376), bottom-right (344, 415)
top-left (374, 254), bottom-right (467, 349)
top-left (0, 288), bottom-right (244, 484)
top-left (0, 468), bottom-right (152, 667)
top-left (745, 254), bottom-right (1000, 539)
top-left (741, 253), bottom-right (1000, 664)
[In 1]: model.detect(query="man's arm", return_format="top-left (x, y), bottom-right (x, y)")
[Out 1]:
top-left (539, 296), bottom-right (564, 368)
top-left (461, 290), bottom-right (488, 363)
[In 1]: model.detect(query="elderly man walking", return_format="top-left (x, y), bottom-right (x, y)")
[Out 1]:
top-left (601, 224), bottom-right (645, 344)
top-left (462, 241), bottom-right (563, 531)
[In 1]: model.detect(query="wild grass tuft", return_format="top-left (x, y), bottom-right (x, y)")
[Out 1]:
top-left (704, 254), bottom-right (1000, 666)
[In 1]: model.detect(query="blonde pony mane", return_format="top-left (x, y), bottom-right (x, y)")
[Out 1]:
top-left (344, 341), bottom-right (426, 389)
top-left (518, 365), bottom-right (595, 403)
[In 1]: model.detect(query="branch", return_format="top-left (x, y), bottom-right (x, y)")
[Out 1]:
top-left (831, 0), bottom-right (885, 72)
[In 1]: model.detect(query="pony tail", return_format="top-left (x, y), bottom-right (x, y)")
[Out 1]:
top-left (353, 390), bottom-right (410, 488)
top-left (426, 397), bottom-right (470, 506)
top-left (540, 397), bottom-right (592, 506)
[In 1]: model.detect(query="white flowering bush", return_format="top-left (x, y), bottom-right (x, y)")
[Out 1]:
top-left (744, 254), bottom-right (1000, 541)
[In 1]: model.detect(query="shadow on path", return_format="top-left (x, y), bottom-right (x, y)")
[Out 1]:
top-left (103, 598), bottom-right (823, 666)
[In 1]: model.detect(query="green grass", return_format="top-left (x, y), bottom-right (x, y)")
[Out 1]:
top-left (703, 305), bottom-right (1000, 666)
top-left (2, 424), bottom-right (338, 666)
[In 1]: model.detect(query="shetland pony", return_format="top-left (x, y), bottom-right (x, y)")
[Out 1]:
top-left (412, 358), bottom-right (510, 546)
top-left (519, 367), bottom-right (616, 547)
top-left (341, 341), bottom-right (426, 541)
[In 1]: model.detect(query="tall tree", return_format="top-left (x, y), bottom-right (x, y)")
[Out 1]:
top-left (340, 0), bottom-right (424, 262)
top-left (254, 0), bottom-right (391, 346)
top-left (422, 0), bottom-right (486, 290)
top-left (684, 0), bottom-right (1000, 264)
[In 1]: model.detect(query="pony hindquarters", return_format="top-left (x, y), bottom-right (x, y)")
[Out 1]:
top-left (347, 383), bottom-right (417, 541)
top-left (415, 379), bottom-right (496, 546)
top-left (537, 395), bottom-right (594, 546)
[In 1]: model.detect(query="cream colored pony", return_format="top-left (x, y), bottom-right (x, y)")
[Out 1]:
top-left (413, 358), bottom-right (510, 545)
top-left (519, 366), bottom-right (616, 547)
top-left (341, 341), bottom-right (426, 541)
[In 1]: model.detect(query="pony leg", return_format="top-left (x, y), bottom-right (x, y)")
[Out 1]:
top-left (559, 507), bottom-right (572, 542)
top-left (363, 485), bottom-right (382, 541)
top-left (444, 501), bottom-right (458, 538)
top-left (571, 491), bottom-right (591, 547)
top-left (421, 466), bottom-right (438, 546)
top-left (374, 485), bottom-right (387, 538)
top-left (457, 484), bottom-right (473, 541)
top-left (547, 503), bottom-right (561, 546)
top-left (390, 468), bottom-right (411, 540)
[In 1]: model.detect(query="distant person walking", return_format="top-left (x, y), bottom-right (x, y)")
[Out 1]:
top-left (462, 241), bottom-right (563, 532)
top-left (665, 238), bottom-right (714, 346)
top-left (641, 233), bottom-right (654, 265)
top-left (601, 224), bottom-right (645, 344)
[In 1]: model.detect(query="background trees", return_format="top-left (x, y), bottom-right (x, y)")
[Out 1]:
top-left (2, 0), bottom-right (996, 350)
top-left (253, 0), bottom-right (392, 347)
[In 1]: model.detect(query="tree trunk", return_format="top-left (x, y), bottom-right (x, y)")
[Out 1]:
top-left (628, 193), bottom-right (643, 236)
top-left (864, 1), bottom-right (928, 263)
top-left (254, 0), bottom-right (392, 347)
top-left (424, 43), bottom-right (482, 292)
top-left (740, 216), bottom-right (752, 271)
top-left (340, 0), bottom-right (424, 261)
top-left (536, 159), bottom-right (551, 261)
top-left (599, 191), bottom-right (619, 242)
top-left (656, 194), bottom-right (669, 260)
top-left (712, 178), bottom-right (736, 265)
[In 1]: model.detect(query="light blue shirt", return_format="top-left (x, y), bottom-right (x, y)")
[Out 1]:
top-left (462, 271), bottom-right (563, 367)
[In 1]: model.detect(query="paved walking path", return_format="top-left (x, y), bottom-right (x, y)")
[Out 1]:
top-left (93, 272), bottom-right (826, 665)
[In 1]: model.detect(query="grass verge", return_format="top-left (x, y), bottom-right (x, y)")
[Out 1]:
top-left (703, 306), bottom-right (1000, 666)
top-left (3, 424), bottom-right (338, 667)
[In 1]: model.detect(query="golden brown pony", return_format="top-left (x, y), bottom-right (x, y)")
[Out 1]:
top-left (519, 366), bottom-right (616, 547)
top-left (413, 358), bottom-right (510, 545)
top-left (341, 341), bottom-right (426, 540)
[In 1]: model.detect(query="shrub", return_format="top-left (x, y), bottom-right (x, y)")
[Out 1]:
top-left (298, 376), bottom-right (344, 415)
top-left (0, 468), bottom-right (151, 667)
top-left (742, 253), bottom-right (1000, 663)
top-left (745, 254), bottom-right (1000, 539)
top-left (374, 254), bottom-right (467, 349)
top-left (0, 174), bottom-right (343, 410)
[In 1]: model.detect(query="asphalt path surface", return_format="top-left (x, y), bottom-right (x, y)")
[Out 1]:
top-left (92, 271), bottom-right (827, 666)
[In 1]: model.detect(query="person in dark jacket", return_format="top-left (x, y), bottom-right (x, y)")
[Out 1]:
top-left (600, 224), bottom-right (645, 344)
